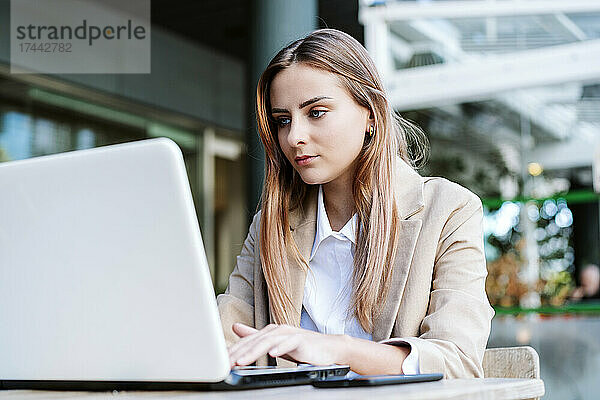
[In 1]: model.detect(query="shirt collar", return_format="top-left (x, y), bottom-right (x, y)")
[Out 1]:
top-left (310, 185), bottom-right (357, 261)
top-left (289, 157), bottom-right (424, 232)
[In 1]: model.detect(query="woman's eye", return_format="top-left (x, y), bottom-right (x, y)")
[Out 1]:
top-left (275, 110), bottom-right (325, 128)
top-left (309, 109), bottom-right (326, 118)
top-left (277, 117), bottom-right (291, 128)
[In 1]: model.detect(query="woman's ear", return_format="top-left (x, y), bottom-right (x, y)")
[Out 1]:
top-left (368, 109), bottom-right (376, 124)
top-left (365, 110), bottom-right (375, 131)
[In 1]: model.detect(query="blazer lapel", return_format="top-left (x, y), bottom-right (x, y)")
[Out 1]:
top-left (372, 219), bottom-right (422, 341)
top-left (282, 186), bottom-right (318, 327)
top-left (372, 159), bottom-right (424, 341)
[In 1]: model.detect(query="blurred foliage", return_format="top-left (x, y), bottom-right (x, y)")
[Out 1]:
top-left (484, 200), bottom-right (575, 307)
top-left (486, 238), bottom-right (530, 307)
top-left (541, 270), bottom-right (574, 306)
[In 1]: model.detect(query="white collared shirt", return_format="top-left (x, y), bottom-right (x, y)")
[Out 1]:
top-left (299, 185), bottom-right (419, 374)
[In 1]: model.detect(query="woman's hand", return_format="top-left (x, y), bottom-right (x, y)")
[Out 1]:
top-left (228, 322), bottom-right (347, 367)
top-left (228, 322), bottom-right (410, 375)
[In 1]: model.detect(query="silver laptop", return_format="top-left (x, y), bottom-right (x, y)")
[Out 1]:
top-left (0, 138), bottom-right (348, 391)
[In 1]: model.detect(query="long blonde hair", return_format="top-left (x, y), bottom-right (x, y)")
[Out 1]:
top-left (255, 28), bottom-right (428, 331)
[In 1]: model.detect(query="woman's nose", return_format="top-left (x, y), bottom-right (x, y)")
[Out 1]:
top-left (287, 119), bottom-right (308, 147)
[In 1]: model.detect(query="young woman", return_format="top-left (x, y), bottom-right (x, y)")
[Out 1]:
top-left (217, 28), bottom-right (494, 378)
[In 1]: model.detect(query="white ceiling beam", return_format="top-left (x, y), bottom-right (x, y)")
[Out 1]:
top-left (387, 39), bottom-right (600, 112)
top-left (379, 19), bottom-right (582, 139)
top-left (496, 91), bottom-right (574, 140)
top-left (552, 13), bottom-right (588, 41)
top-left (408, 20), bottom-right (462, 59)
top-left (364, 21), bottom-right (393, 79)
top-left (526, 124), bottom-right (600, 169)
top-left (388, 34), bottom-right (414, 65)
top-left (517, 85), bottom-right (582, 104)
top-left (359, 0), bottom-right (600, 23)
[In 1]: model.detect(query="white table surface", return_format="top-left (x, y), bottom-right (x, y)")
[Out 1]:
top-left (0, 378), bottom-right (545, 400)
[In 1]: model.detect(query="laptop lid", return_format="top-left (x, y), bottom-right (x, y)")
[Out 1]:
top-left (0, 138), bottom-right (230, 383)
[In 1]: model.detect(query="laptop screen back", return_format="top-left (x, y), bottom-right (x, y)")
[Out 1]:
top-left (0, 138), bottom-right (230, 382)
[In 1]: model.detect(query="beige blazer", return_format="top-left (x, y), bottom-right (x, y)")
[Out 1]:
top-left (217, 159), bottom-right (494, 378)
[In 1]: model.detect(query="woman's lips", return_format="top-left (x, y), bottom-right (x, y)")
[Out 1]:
top-left (295, 155), bottom-right (318, 166)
